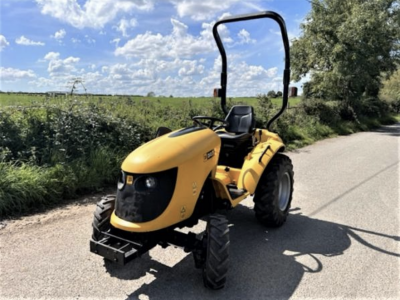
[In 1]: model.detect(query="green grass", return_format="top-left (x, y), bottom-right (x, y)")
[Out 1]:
top-left (0, 148), bottom-right (123, 217)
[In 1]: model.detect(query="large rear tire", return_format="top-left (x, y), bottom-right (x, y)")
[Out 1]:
top-left (253, 154), bottom-right (294, 227)
top-left (92, 195), bottom-right (116, 241)
top-left (202, 214), bottom-right (230, 290)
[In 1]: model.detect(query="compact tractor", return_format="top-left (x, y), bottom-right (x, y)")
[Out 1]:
top-left (90, 11), bottom-right (293, 290)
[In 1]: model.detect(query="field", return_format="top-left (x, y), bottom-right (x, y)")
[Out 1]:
top-left (0, 92), bottom-right (396, 218)
top-left (0, 93), bottom-right (301, 133)
top-left (0, 93), bottom-right (301, 111)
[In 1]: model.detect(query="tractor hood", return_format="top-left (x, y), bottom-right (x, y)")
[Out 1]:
top-left (121, 127), bottom-right (221, 174)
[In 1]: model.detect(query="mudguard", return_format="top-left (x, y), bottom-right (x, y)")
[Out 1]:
top-left (237, 130), bottom-right (285, 194)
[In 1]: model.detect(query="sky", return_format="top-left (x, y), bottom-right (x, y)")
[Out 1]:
top-left (0, 0), bottom-right (311, 96)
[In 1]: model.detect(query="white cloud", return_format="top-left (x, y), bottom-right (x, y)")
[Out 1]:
top-left (71, 38), bottom-right (81, 43)
top-left (43, 52), bottom-right (80, 76)
top-left (0, 35), bottom-right (9, 51)
top-left (0, 67), bottom-right (36, 81)
top-left (44, 52), bottom-right (60, 60)
top-left (110, 38), bottom-right (121, 47)
top-left (35, 0), bottom-right (153, 29)
top-left (63, 57), bottom-right (80, 64)
top-left (115, 18), bottom-right (231, 59)
top-left (198, 57), bottom-right (281, 96)
top-left (178, 60), bottom-right (205, 76)
top-left (171, 19), bottom-right (188, 37)
top-left (171, 0), bottom-right (241, 21)
top-left (218, 12), bottom-right (232, 20)
top-left (200, 21), bottom-right (232, 44)
top-left (15, 36), bottom-right (45, 46)
top-left (116, 18), bottom-right (137, 37)
top-left (34, 0), bottom-right (255, 28)
top-left (28, 56), bottom-right (282, 96)
top-left (237, 29), bottom-right (256, 44)
top-left (52, 29), bottom-right (66, 40)
top-left (237, 63), bottom-right (277, 81)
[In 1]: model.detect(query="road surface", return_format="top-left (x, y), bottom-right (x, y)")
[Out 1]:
top-left (1, 123), bottom-right (399, 299)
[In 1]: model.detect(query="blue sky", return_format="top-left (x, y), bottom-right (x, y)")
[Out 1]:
top-left (0, 0), bottom-right (310, 96)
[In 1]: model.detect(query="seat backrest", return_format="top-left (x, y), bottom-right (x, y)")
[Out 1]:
top-left (225, 105), bottom-right (255, 134)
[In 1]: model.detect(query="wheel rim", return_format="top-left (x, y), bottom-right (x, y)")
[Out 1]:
top-left (278, 172), bottom-right (291, 211)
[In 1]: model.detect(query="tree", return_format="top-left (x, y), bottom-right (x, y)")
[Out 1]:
top-left (380, 67), bottom-right (400, 112)
top-left (146, 91), bottom-right (155, 97)
top-left (267, 90), bottom-right (277, 98)
top-left (291, 0), bottom-right (400, 106)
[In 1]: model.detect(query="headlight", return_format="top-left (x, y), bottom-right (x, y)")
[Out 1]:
top-left (117, 171), bottom-right (126, 190)
top-left (134, 175), bottom-right (158, 191)
top-left (145, 176), bottom-right (157, 189)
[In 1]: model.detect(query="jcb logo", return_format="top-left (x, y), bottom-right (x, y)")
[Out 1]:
top-left (204, 149), bottom-right (215, 161)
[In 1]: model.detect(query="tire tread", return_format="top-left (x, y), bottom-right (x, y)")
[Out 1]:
top-left (253, 154), bottom-right (294, 227)
top-left (203, 214), bottom-right (230, 290)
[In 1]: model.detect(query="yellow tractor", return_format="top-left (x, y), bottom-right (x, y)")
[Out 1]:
top-left (90, 11), bottom-right (293, 290)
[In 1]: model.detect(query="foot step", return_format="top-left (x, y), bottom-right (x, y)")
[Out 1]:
top-left (228, 187), bottom-right (246, 199)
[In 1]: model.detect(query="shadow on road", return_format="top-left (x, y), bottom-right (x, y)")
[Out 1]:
top-left (102, 204), bottom-right (399, 300)
top-left (372, 122), bottom-right (400, 137)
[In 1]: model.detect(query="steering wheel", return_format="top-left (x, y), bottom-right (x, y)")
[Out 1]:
top-left (192, 116), bottom-right (229, 131)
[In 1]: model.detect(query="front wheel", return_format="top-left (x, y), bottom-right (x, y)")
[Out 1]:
top-left (253, 154), bottom-right (294, 227)
top-left (202, 214), bottom-right (230, 290)
top-left (92, 195), bottom-right (116, 241)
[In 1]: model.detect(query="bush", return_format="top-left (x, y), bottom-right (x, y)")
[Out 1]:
top-left (358, 97), bottom-right (389, 118)
top-left (299, 98), bottom-right (341, 126)
top-left (255, 94), bottom-right (275, 128)
top-left (338, 103), bottom-right (359, 122)
top-left (0, 102), bottom-right (149, 166)
top-left (0, 110), bottom-right (24, 161)
top-left (0, 100), bottom-right (153, 217)
top-left (390, 99), bottom-right (400, 113)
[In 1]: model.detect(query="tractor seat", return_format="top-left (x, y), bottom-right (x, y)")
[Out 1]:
top-left (218, 105), bottom-right (255, 138)
top-left (217, 105), bottom-right (255, 167)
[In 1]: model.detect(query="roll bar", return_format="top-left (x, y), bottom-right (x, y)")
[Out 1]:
top-left (212, 11), bottom-right (291, 130)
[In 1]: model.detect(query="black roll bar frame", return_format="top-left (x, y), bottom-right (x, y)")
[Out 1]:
top-left (212, 11), bottom-right (291, 130)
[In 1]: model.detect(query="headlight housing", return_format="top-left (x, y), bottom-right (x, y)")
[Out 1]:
top-left (115, 168), bottom-right (178, 222)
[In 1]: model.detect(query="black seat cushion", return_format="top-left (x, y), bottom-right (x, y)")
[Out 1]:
top-left (217, 106), bottom-right (255, 167)
top-left (225, 106), bottom-right (255, 134)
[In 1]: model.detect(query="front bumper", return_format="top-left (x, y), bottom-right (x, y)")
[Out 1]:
top-left (89, 230), bottom-right (157, 265)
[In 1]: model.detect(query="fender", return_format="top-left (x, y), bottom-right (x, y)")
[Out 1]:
top-left (237, 135), bottom-right (285, 194)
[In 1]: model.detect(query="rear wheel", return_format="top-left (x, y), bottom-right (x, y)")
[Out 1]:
top-left (92, 195), bottom-right (116, 241)
top-left (202, 214), bottom-right (230, 290)
top-left (253, 154), bottom-right (294, 227)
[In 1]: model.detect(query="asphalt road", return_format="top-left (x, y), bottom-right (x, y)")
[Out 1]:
top-left (1, 123), bottom-right (399, 300)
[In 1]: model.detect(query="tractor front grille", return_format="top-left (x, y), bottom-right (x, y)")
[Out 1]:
top-left (115, 168), bottom-right (177, 223)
